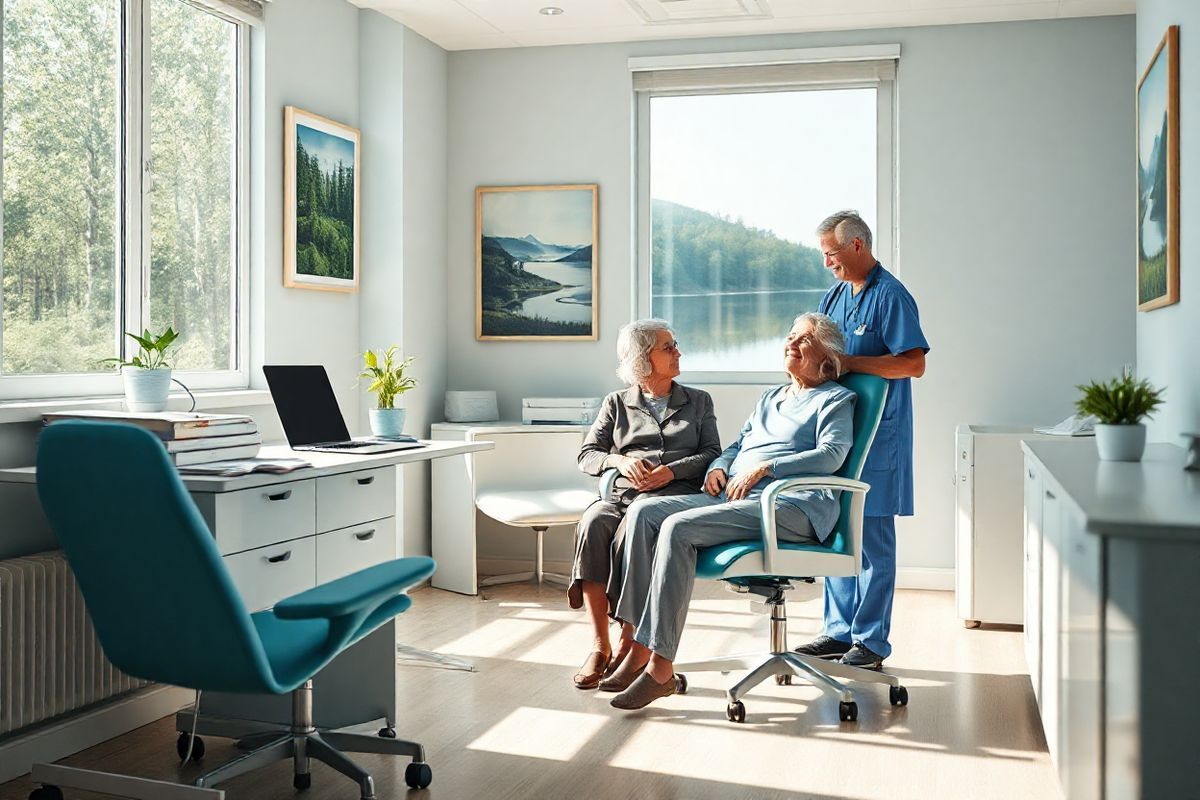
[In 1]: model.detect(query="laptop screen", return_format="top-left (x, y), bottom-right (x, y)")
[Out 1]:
top-left (263, 365), bottom-right (352, 447)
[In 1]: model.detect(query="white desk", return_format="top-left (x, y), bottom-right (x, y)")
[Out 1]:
top-left (430, 423), bottom-right (590, 595)
top-left (0, 439), bottom-right (492, 776)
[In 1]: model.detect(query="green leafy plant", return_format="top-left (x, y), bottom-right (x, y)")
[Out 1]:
top-left (360, 346), bottom-right (417, 409)
top-left (1075, 374), bottom-right (1165, 425)
top-left (100, 326), bottom-right (180, 370)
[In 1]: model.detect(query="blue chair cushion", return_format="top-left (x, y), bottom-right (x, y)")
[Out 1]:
top-left (696, 537), bottom-right (851, 580)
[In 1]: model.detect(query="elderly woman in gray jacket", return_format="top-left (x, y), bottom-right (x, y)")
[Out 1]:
top-left (570, 319), bottom-right (721, 690)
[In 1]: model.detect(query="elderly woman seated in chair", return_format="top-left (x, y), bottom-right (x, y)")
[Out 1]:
top-left (569, 318), bottom-right (721, 690)
top-left (603, 312), bottom-right (856, 709)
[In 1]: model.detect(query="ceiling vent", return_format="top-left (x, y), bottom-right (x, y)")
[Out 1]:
top-left (625, 0), bottom-right (772, 25)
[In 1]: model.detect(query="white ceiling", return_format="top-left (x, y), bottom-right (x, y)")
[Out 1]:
top-left (347, 0), bottom-right (1133, 51)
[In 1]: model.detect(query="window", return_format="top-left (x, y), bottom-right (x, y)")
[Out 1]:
top-left (634, 49), bottom-right (896, 378)
top-left (1, 0), bottom-right (249, 399)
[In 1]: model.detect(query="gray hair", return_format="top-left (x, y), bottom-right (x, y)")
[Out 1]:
top-left (794, 312), bottom-right (846, 381)
top-left (816, 210), bottom-right (873, 252)
top-left (616, 318), bottom-right (672, 386)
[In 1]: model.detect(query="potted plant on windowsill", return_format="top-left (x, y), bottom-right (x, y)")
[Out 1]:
top-left (361, 346), bottom-right (417, 439)
top-left (1075, 373), bottom-right (1165, 462)
top-left (101, 327), bottom-right (180, 413)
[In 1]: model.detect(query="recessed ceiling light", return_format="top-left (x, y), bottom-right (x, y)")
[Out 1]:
top-left (539, 6), bottom-right (564, 15)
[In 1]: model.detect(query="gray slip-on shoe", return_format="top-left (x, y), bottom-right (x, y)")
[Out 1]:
top-left (609, 671), bottom-right (677, 710)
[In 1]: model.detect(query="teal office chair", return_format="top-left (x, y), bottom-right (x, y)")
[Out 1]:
top-left (673, 374), bottom-right (910, 723)
top-left (29, 421), bottom-right (435, 800)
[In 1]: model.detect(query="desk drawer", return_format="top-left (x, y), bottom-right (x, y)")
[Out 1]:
top-left (317, 467), bottom-right (395, 533)
top-left (316, 517), bottom-right (397, 584)
top-left (203, 479), bottom-right (317, 556)
top-left (225, 536), bottom-right (316, 612)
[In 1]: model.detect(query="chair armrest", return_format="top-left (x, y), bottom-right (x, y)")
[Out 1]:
top-left (599, 468), bottom-right (619, 499)
top-left (274, 556), bottom-right (435, 621)
top-left (757, 477), bottom-right (870, 574)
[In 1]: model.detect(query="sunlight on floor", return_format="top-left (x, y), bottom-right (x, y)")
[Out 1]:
top-left (467, 706), bottom-right (609, 761)
top-left (433, 617), bottom-right (551, 658)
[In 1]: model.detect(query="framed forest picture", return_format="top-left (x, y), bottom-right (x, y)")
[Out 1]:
top-left (476, 184), bottom-right (598, 340)
top-left (284, 106), bottom-right (360, 291)
top-left (1136, 26), bottom-right (1180, 311)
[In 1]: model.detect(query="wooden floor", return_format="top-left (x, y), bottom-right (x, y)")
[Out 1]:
top-left (1, 582), bottom-right (1058, 800)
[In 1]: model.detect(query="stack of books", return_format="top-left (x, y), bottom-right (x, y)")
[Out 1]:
top-left (42, 410), bottom-right (262, 466)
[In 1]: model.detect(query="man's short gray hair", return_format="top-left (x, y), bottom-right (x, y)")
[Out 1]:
top-left (616, 318), bottom-right (672, 386)
top-left (794, 312), bottom-right (846, 381)
top-left (816, 210), bottom-right (873, 252)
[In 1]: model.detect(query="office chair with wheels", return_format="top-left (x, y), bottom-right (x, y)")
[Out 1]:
top-left (673, 374), bottom-right (909, 724)
top-left (28, 421), bottom-right (436, 800)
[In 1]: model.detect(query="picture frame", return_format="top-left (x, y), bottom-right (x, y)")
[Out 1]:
top-left (283, 106), bottom-right (361, 292)
top-left (476, 184), bottom-right (599, 341)
top-left (1135, 25), bottom-right (1179, 312)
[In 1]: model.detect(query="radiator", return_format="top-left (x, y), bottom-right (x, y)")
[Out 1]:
top-left (0, 551), bottom-right (147, 737)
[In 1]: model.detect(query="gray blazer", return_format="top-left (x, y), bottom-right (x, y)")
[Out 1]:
top-left (577, 383), bottom-right (721, 493)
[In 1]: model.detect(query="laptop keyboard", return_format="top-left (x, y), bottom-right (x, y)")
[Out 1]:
top-left (316, 441), bottom-right (374, 449)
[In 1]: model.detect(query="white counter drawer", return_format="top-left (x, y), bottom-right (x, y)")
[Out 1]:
top-left (225, 536), bottom-right (316, 612)
top-left (316, 466), bottom-right (395, 533)
top-left (199, 479), bottom-right (317, 556)
top-left (316, 517), bottom-right (397, 584)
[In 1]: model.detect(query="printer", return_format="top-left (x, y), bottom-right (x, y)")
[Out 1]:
top-left (522, 397), bottom-right (602, 425)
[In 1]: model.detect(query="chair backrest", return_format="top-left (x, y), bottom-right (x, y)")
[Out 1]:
top-left (469, 429), bottom-right (595, 494)
top-left (36, 422), bottom-right (276, 693)
top-left (825, 373), bottom-right (888, 554)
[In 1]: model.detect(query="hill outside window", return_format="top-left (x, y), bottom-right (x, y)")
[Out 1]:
top-left (632, 47), bottom-right (897, 380)
top-left (0, 0), bottom-right (255, 400)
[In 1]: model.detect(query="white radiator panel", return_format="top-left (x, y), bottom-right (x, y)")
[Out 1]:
top-left (0, 551), bottom-right (147, 737)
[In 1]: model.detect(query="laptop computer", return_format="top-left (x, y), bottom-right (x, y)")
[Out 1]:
top-left (263, 365), bottom-right (424, 454)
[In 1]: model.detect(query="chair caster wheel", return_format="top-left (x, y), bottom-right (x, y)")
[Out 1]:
top-left (29, 786), bottom-right (64, 800)
top-left (405, 762), bottom-right (433, 789)
top-left (674, 673), bottom-right (688, 694)
top-left (293, 773), bottom-right (312, 790)
top-left (176, 732), bottom-right (205, 761)
top-left (726, 701), bottom-right (746, 723)
top-left (839, 701), bottom-right (858, 722)
top-left (890, 685), bottom-right (909, 706)
top-left (775, 674), bottom-right (792, 686)
top-left (378, 727), bottom-right (397, 739)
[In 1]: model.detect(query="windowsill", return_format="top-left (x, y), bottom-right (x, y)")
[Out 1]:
top-left (0, 389), bottom-right (274, 425)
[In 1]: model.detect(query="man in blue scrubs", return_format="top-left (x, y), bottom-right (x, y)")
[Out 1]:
top-left (795, 210), bottom-right (929, 670)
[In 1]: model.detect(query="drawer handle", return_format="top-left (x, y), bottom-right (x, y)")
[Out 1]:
top-left (1028, 469), bottom-right (1035, 479)
top-left (356, 476), bottom-right (376, 486)
top-left (1045, 490), bottom-right (1056, 500)
top-left (266, 550), bottom-right (292, 564)
top-left (354, 529), bottom-right (376, 541)
top-left (265, 490), bottom-right (292, 502)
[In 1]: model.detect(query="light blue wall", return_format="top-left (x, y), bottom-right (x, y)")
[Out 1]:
top-left (1136, 0), bottom-right (1198, 443)
top-left (446, 16), bottom-right (1136, 572)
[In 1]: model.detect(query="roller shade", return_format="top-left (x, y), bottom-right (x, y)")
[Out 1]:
top-left (632, 58), bottom-right (896, 94)
top-left (182, 0), bottom-right (265, 26)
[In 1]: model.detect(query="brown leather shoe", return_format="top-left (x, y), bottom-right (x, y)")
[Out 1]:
top-left (598, 658), bottom-right (645, 693)
top-left (573, 651), bottom-right (611, 690)
top-left (609, 672), bottom-right (677, 710)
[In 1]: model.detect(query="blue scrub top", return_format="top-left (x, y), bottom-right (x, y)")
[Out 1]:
top-left (819, 263), bottom-right (929, 517)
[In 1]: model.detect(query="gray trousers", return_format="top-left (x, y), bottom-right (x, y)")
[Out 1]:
top-left (612, 492), bottom-right (818, 662)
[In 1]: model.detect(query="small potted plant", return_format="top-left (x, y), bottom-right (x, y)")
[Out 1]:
top-left (361, 346), bottom-right (417, 439)
top-left (1075, 373), bottom-right (1165, 461)
top-left (101, 327), bottom-right (180, 412)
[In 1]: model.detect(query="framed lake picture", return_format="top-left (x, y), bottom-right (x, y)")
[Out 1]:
top-left (1136, 25), bottom-right (1179, 312)
top-left (284, 106), bottom-right (360, 292)
top-left (476, 184), bottom-right (598, 340)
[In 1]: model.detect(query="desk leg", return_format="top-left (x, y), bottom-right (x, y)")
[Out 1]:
top-left (431, 450), bottom-right (478, 595)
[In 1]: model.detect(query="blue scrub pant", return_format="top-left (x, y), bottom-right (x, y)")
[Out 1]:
top-left (822, 515), bottom-right (896, 659)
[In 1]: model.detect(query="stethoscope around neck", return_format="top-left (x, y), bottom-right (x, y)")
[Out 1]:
top-left (830, 264), bottom-right (880, 336)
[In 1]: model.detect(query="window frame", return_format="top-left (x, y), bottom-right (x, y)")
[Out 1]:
top-left (633, 51), bottom-right (896, 384)
top-left (0, 0), bottom-right (251, 401)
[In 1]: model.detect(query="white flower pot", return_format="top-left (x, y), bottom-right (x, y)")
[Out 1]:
top-left (122, 367), bottom-right (173, 412)
top-left (1094, 423), bottom-right (1146, 462)
top-left (369, 407), bottom-right (407, 439)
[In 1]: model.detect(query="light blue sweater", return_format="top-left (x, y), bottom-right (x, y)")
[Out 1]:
top-left (707, 381), bottom-right (856, 541)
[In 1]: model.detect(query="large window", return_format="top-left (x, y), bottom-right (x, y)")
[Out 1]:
top-left (635, 50), bottom-right (896, 378)
top-left (1, 0), bottom-right (248, 398)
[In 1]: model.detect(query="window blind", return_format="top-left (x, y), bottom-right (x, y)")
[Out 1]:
top-left (182, 0), bottom-right (264, 26)
top-left (632, 58), bottom-right (896, 94)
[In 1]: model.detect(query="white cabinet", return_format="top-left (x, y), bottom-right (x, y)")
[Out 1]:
top-left (1039, 484), bottom-right (1063, 769)
top-left (1059, 504), bottom-right (1102, 800)
top-left (1023, 460), bottom-right (1044, 703)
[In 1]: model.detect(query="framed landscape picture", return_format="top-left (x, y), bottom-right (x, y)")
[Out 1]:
top-left (476, 184), bottom-right (598, 340)
top-left (284, 106), bottom-right (360, 291)
top-left (1135, 25), bottom-right (1179, 312)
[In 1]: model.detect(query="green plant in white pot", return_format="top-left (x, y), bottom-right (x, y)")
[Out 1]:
top-left (101, 327), bottom-right (180, 412)
top-left (1075, 373), bottom-right (1165, 461)
top-left (361, 346), bottom-right (417, 439)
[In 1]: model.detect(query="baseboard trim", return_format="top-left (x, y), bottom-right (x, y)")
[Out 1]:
top-left (478, 559), bottom-right (954, 592)
top-left (0, 684), bottom-right (193, 783)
